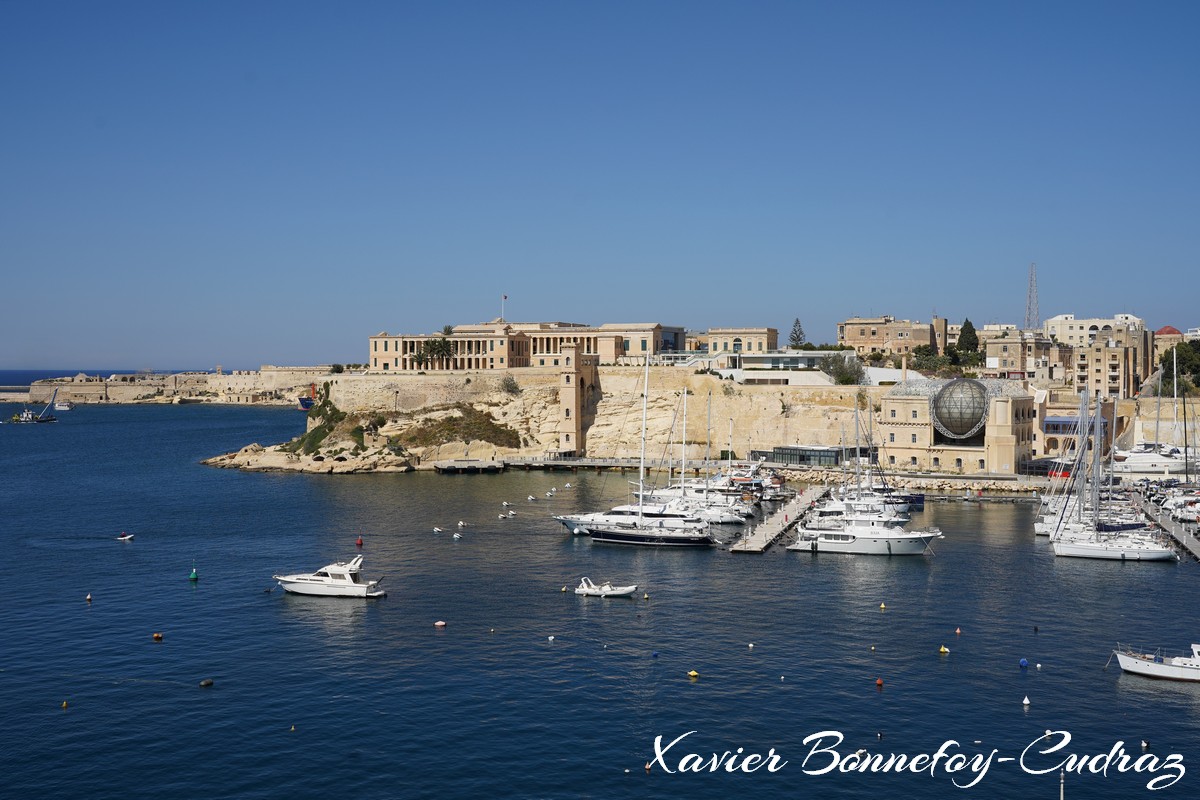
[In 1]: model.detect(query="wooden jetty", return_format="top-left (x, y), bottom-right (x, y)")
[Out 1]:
top-left (1134, 491), bottom-right (1200, 561)
top-left (729, 486), bottom-right (828, 553)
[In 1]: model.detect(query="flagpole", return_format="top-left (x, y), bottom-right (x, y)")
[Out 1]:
top-left (501, 294), bottom-right (506, 320)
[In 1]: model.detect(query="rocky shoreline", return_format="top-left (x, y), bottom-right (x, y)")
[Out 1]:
top-left (202, 442), bottom-right (415, 474)
top-left (201, 441), bottom-right (1050, 493)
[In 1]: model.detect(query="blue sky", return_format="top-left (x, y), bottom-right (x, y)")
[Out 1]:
top-left (2, 1), bottom-right (1197, 370)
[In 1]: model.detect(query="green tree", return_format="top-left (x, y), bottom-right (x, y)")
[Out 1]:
top-left (820, 353), bottom-right (866, 385)
top-left (424, 337), bottom-right (454, 369)
top-left (957, 319), bottom-right (979, 354)
top-left (329, 363), bottom-right (344, 374)
top-left (442, 324), bottom-right (455, 336)
top-left (788, 318), bottom-right (806, 349)
top-left (1160, 342), bottom-right (1200, 395)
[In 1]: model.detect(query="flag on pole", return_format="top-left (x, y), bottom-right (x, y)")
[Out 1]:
top-left (503, 294), bottom-right (507, 300)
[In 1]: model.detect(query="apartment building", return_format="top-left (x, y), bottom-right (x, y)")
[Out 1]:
top-left (837, 316), bottom-right (949, 355)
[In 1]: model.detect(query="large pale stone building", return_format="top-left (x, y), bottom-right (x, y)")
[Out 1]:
top-left (706, 327), bottom-right (778, 355)
top-left (367, 320), bottom-right (686, 373)
top-left (981, 331), bottom-right (1070, 383)
top-left (875, 378), bottom-right (1036, 476)
top-left (837, 316), bottom-right (949, 356)
top-left (1042, 313), bottom-right (1145, 346)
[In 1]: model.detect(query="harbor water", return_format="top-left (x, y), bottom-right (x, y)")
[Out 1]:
top-left (2, 404), bottom-right (1198, 798)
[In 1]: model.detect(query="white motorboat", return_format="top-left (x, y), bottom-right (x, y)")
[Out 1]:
top-left (788, 517), bottom-right (942, 556)
top-left (273, 554), bottom-right (386, 598)
top-left (1114, 643), bottom-right (1200, 681)
top-left (574, 577), bottom-right (638, 597)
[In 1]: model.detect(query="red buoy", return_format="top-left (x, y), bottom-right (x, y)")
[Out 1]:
top-left (356, 536), bottom-right (363, 547)
top-left (875, 677), bottom-right (884, 688)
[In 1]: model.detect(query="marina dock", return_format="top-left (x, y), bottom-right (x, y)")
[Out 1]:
top-left (729, 486), bottom-right (829, 553)
top-left (1133, 491), bottom-right (1200, 562)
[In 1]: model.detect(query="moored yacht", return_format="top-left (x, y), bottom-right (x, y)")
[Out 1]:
top-left (273, 554), bottom-right (386, 597)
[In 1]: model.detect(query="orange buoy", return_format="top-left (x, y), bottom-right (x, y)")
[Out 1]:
top-left (875, 677), bottom-right (884, 688)
top-left (152, 632), bottom-right (164, 641)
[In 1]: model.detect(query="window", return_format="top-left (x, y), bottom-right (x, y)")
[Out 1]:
top-left (565, 375), bottom-right (571, 384)
top-left (955, 458), bottom-right (963, 469)
top-left (911, 410), bottom-right (918, 419)
top-left (933, 457), bottom-right (940, 468)
top-left (911, 434), bottom-right (917, 443)
top-left (383, 340), bottom-right (388, 351)
top-left (640, 340), bottom-right (647, 352)
top-left (910, 457), bottom-right (917, 466)
top-left (889, 456), bottom-right (895, 465)
top-left (564, 408), bottom-right (570, 418)
top-left (978, 459), bottom-right (985, 470)
top-left (890, 410), bottom-right (896, 418)
top-left (889, 433), bottom-right (895, 443)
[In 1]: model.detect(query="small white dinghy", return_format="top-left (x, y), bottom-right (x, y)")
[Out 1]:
top-left (116, 532), bottom-right (134, 542)
top-left (574, 576), bottom-right (638, 598)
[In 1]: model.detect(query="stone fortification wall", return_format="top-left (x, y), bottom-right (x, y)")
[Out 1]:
top-left (323, 368), bottom-right (565, 413)
top-left (309, 366), bottom-right (880, 462)
top-left (581, 368), bottom-right (880, 460)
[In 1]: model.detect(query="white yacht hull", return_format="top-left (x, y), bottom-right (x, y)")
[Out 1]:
top-left (1052, 537), bottom-right (1177, 561)
top-left (788, 529), bottom-right (939, 556)
top-left (1115, 647), bottom-right (1200, 681)
top-left (275, 578), bottom-right (386, 598)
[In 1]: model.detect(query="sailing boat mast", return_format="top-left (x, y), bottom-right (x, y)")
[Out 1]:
top-left (638, 355), bottom-right (650, 523)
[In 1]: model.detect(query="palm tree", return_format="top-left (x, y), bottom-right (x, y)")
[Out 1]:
top-left (425, 337), bottom-right (454, 370)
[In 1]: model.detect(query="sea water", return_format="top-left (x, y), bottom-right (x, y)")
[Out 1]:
top-left (1, 403), bottom-right (1197, 798)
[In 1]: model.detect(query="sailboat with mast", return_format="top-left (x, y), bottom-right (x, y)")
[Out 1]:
top-left (554, 357), bottom-right (716, 547)
top-left (1051, 393), bottom-right (1178, 561)
top-left (1113, 362), bottom-right (1186, 475)
top-left (7, 388), bottom-right (59, 424)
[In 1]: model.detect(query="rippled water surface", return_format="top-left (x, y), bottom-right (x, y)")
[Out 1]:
top-left (2, 404), bottom-right (1198, 798)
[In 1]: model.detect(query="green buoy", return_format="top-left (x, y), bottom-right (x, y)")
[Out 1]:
top-left (188, 561), bottom-right (198, 582)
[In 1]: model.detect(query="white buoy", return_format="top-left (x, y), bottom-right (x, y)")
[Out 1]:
top-left (748, 643), bottom-right (754, 649)
top-left (1036, 663), bottom-right (1042, 670)
top-left (1023, 696), bottom-right (1031, 707)
top-left (780, 675), bottom-right (784, 681)
top-left (1142, 740), bottom-right (1149, 749)
top-left (548, 635), bottom-right (555, 642)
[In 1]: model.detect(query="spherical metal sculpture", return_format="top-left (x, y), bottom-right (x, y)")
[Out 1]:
top-left (931, 379), bottom-right (988, 439)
